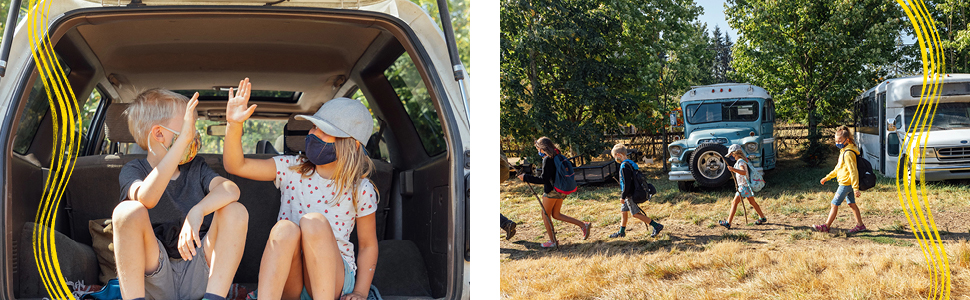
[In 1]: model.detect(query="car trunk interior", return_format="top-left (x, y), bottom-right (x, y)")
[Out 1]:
top-left (4, 8), bottom-right (454, 300)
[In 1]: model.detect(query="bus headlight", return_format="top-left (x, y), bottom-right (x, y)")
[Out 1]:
top-left (923, 147), bottom-right (936, 159)
top-left (669, 145), bottom-right (683, 157)
top-left (745, 142), bottom-right (759, 153)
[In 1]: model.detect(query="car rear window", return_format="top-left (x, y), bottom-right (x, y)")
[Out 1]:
top-left (385, 53), bottom-right (446, 156)
top-left (196, 119), bottom-right (287, 154)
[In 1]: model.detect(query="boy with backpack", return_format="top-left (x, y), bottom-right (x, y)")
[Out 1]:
top-left (609, 144), bottom-right (663, 238)
top-left (813, 125), bottom-right (869, 234)
top-left (718, 144), bottom-right (768, 229)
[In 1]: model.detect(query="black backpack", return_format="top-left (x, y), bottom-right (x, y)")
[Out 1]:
top-left (844, 150), bottom-right (876, 191)
top-left (623, 161), bottom-right (655, 204)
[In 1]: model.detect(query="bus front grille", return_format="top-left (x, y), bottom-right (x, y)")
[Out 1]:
top-left (937, 146), bottom-right (970, 160)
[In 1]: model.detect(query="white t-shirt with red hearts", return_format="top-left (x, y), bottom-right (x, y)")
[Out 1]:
top-left (273, 155), bottom-right (378, 272)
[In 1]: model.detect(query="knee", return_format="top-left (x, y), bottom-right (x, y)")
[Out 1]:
top-left (112, 201), bottom-right (148, 229)
top-left (300, 213), bottom-right (336, 243)
top-left (268, 220), bottom-right (301, 243)
top-left (217, 202), bottom-right (250, 227)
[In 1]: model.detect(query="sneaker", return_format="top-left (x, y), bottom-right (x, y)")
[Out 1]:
top-left (650, 223), bottom-right (664, 238)
top-left (582, 222), bottom-right (592, 240)
top-left (541, 240), bottom-right (558, 248)
top-left (503, 222), bottom-right (517, 240)
top-left (718, 220), bottom-right (731, 229)
top-left (609, 230), bottom-right (626, 238)
top-left (812, 224), bottom-right (830, 233)
top-left (848, 225), bottom-right (867, 234)
top-left (755, 217), bottom-right (767, 225)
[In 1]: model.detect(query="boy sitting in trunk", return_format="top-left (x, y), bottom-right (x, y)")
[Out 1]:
top-left (112, 89), bottom-right (248, 300)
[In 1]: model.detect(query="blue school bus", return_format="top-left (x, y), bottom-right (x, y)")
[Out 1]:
top-left (667, 83), bottom-right (777, 191)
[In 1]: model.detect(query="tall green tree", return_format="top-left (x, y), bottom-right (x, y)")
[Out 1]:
top-left (411, 0), bottom-right (470, 72)
top-left (726, 0), bottom-right (905, 166)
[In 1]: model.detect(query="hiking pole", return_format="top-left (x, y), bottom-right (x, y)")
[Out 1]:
top-left (524, 180), bottom-right (558, 250)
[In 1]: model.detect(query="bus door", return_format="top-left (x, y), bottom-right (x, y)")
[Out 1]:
top-left (878, 92), bottom-right (886, 175)
top-left (885, 113), bottom-right (903, 177)
top-left (761, 99), bottom-right (776, 169)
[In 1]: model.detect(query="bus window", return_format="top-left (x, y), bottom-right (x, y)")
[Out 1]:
top-left (903, 103), bottom-right (970, 131)
top-left (887, 132), bottom-right (900, 157)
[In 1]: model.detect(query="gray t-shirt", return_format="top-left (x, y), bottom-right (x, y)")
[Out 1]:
top-left (119, 156), bottom-right (221, 259)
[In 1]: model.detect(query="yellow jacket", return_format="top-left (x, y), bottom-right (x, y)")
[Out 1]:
top-left (824, 144), bottom-right (860, 190)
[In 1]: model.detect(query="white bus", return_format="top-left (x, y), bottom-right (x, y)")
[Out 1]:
top-left (854, 74), bottom-right (970, 181)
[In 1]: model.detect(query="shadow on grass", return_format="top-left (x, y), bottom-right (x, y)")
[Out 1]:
top-left (500, 232), bottom-right (767, 260)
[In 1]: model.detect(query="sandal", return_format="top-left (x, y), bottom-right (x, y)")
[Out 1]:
top-left (718, 220), bottom-right (731, 229)
top-left (541, 240), bottom-right (558, 248)
top-left (582, 222), bottom-right (592, 240)
top-left (755, 217), bottom-right (767, 225)
top-left (609, 230), bottom-right (626, 238)
top-left (848, 224), bottom-right (867, 234)
top-left (812, 224), bottom-right (830, 233)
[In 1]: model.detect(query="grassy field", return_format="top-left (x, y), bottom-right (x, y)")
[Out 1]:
top-left (500, 148), bottom-right (970, 299)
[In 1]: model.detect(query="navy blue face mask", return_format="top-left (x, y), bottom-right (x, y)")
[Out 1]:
top-left (538, 151), bottom-right (546, 158)
top-left (305, 134), bottom-right (337, 165)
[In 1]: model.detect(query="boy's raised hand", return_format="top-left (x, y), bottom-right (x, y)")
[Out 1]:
top-left (179, 92), bottom-right (199, 142)
top-left (226, 78), bottom-right (256, 124)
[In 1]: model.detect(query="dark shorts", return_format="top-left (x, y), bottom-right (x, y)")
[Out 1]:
top-left (621, 198), bottom-right (644, 215)
top-left (144, 237), bottom-right (209, 300)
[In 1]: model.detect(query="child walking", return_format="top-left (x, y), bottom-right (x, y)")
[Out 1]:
top-left (608, 144), bottom-right (663, 238)
top-left (223, 78), bottom-right (378, 300)
top-left (517, 137), bottom-right (590, 248)
top-left (813, 125), bottom-right (867, 234)
top-left (718, 144), bottom-right (767, 229)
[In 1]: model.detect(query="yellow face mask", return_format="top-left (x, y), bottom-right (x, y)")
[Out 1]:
top-left (154, 124), bottom-right (201, 165)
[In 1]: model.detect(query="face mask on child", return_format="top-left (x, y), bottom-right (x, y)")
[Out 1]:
top-left (305, 134), bottom-right (338, 165)
top-left (836, 143), bottom-right (845, 149)
top-left (149, 124), bottom-right (201, 165)
top-left (538, 151), bottom-right (546, 158)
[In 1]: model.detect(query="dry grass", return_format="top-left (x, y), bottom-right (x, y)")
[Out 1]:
top-left (500, 148), bottom-right (970, 299)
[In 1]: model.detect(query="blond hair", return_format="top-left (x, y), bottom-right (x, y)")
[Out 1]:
top-left (125, 89), bottom-right (189, 150)
top-left (611, 143), bottom-right (627, 156)
top-left (291, 137), bottom-right (376, 208)
top-left (835, 125), bottom-right (855, 145)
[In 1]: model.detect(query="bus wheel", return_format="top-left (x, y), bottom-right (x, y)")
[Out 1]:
top-left (678, 181), bottom-right (694, 192)
top-left (689, 143), bottom-right (732, 187)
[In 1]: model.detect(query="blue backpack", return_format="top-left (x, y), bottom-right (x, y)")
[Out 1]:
top-left (552, 154), bottom-right (578, 194)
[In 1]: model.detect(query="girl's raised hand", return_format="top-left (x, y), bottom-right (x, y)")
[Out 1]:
top-left (226, 78), bottom-right (256, 124)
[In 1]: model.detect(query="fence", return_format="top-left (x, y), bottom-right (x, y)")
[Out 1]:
top-left (501, 124), bottom-right (840, 164)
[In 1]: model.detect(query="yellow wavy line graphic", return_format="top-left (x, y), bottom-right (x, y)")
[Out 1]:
top-left (25, 0), bottom-right (82, 298)
top-left (894, 0), bottom-right (950, 299)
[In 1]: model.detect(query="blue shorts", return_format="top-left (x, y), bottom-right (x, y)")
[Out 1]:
top-left (735, 185), bottom-right (753, 198)
top-left (300, 259), bottom-right (355, 299)
top-left (832, 185), bottom-right (856, 206)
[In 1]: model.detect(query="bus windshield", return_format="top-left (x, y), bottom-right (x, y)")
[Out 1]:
top-left (904, 103), bottom-right (970, 131)
top-left (685, 100), bottom-right (760, 124)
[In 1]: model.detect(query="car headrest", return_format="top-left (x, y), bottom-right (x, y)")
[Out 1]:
top-left (105, 103), bottom-right (136, 144)
top-left (284, 114), bottom-right (313, 154)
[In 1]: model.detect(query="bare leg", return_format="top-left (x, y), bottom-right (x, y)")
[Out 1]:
top-left (300, 213), bottom-right (346, 300)
top-left (620, 211), bottom-right (629, 228)
top-left (281, 245), bottom-right (305, 300)
top-left (848, 203), bottom-right (865, 227)
top-left (746, 197), bottom-right (766, 219)
top-left (540, 196), bottom-right (558, 243)
top-left (202, 202), bottom-right (248, 296)
top-left (825, 204), bottom-right (839, 227)
top-left (112, 201), bottom-right (161, 300)
top-left (549, 197), bottom-right (585, 229)
top-left (631, 213), bottom-right (653, 225)
top-left (257, 220), bottom-right (303, 299)
top-left (727, 195), bottom-right (742, 224)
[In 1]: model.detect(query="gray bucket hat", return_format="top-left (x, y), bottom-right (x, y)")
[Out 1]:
top-left (295, 97), bottom-right (373, 144)
top-left (728, 144), bottom-right (742, 153)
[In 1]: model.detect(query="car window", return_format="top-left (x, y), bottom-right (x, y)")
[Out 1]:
top-left (385, 53), bottom-right (446, 156)
top-left (78, 89), bottom-right (104, 154)
top-left (13, 59), bottom-right (72, 155)
top-left (196, 119), bottom-right (286, 154)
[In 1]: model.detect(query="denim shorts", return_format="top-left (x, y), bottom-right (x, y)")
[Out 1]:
top-left (543, 189), bottom-right (567, 199)
top-left (300, 259), bottom-right (356, 299)
top-left (735, 185), bottom-right (753, 198)
top-left (620, 198), bottom-right (644, 215)
top-left (832, 185), bottom-right (856, 206)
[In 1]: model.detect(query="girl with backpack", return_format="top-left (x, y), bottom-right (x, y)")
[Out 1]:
top-left (813, 125), bottom-right (867, 234)
top-left (608, 144), bottom-right (664, 238)
top-left (718, 144), bottom-right (768, 229)
top-left (517, 137), bottom-right (591, 248)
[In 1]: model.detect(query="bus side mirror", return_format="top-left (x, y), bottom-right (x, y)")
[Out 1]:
top-left (887, 118), bottom-right (898, 132)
